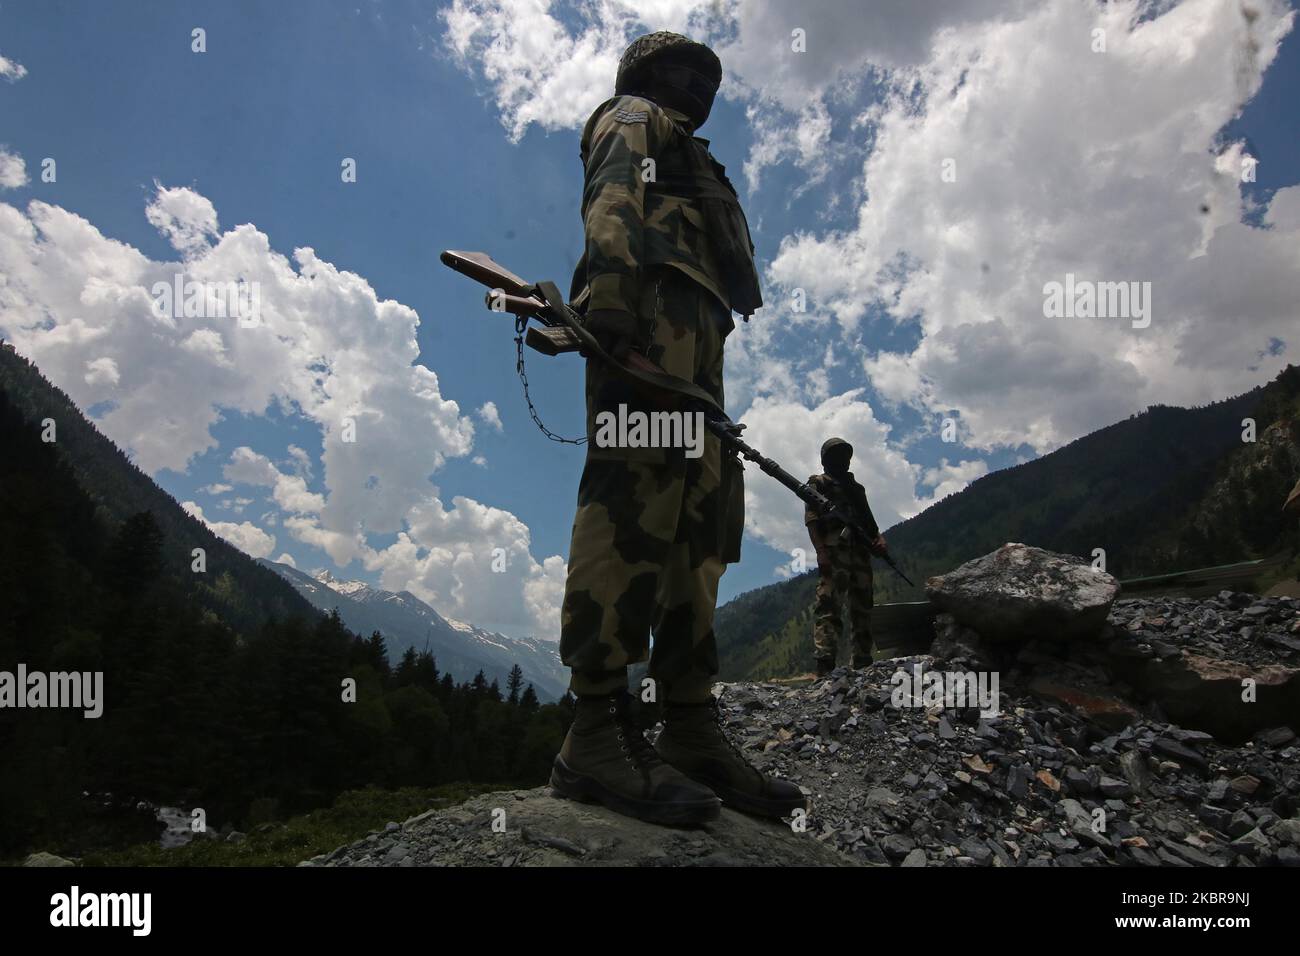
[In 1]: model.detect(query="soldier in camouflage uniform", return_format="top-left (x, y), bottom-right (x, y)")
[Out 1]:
top-left (550, 32), bottom-right (806, 824)
top-left (806, 437), bottom-right (888, 677)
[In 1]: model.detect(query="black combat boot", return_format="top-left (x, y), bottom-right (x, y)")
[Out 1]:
top-left (551, 691), bottom-right (721, 825)
top-left (815, 657), bottom-right (835, 678)
top-left (656, 698), bottom-right (808, 819)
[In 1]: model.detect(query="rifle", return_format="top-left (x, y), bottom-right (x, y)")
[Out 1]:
top-left (439, 250), bottom-right (917, 587)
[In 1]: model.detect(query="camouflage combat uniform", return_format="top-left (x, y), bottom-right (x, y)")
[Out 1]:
top-left (805, 469), bottom-right (880, 664)
top-left (559, 93), bottom-right (754, 704)
top-left (549, 31), bottom-right (804, 825)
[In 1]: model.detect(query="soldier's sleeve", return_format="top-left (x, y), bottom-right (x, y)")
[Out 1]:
top-left (804, 475), bottom-right (823, 527)
top-left (579, 97), bottom-right (668, 333)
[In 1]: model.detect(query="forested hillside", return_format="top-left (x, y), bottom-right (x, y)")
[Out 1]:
top-left (0, 344), bottom-right (312, 634)
top-left (0, 345), bottom-right (571, 858)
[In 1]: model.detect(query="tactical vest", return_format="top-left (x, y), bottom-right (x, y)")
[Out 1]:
top-left (650, 120), bottom-right (764, 319)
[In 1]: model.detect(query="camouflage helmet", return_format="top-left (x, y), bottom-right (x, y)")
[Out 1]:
top-left (820, 437), bottom-right (853, 468)
top-left (615, 31), bottom-right (722, 128)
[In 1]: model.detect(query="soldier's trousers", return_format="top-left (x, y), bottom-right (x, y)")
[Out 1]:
top-left (560, 268), bottom-right (742, 704)
top-left (813, 542), bottom-right (875, 663)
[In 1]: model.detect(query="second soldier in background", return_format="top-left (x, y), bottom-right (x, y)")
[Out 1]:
top-left (806, 437), bottom-right (888, 677)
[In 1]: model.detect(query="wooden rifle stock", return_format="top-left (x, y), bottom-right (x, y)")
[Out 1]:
top-left (440, 250), bottom-right (534, 299)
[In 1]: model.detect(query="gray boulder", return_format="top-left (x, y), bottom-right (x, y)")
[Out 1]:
top-left (927, 543), bottom-right (1119, 642)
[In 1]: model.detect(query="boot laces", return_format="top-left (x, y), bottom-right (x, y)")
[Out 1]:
top-left (610, 703), bottom-right (663, 771)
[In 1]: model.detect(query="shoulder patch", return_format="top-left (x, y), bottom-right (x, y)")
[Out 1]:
top-left (614, 108), bottom-right (649, 125)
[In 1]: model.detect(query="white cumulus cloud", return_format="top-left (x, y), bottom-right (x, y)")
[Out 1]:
top-left (182, 500), bottom-right (277, 559)
top-left (477, 400), bottom-right (503, 431)
top-left (0, 53), bottom-right (26, 82)
top-left (0, 186), bottom-right (566, 638)
top-left (83, 356), bottom-right (120, 386)
top-left (0, 148), bottom-right (28, 189)
top-left (766, 0), bottom-right (1299, 457)
top-left (440, 0), bottom-right (707, 141)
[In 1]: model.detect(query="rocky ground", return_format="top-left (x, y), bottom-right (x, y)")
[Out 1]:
top-left (299, 788), bottom-right (852, 868)
top-left (938, 592), bottom-right (1300, 740)
top-left (721, 661), bottom-right (1298, 867)
top-left (1108, 592), bottom-right (1300, 667)
top-left (307, 590), bottom-right (1300, 869)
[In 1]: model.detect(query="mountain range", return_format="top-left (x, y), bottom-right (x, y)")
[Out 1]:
top-left (260, 560), bottom-right (567, 701)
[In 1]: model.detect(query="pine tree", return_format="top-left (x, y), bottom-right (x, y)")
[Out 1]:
top-left (364, 630), bottom-right (390, 676)
top-left (506, 664), bottom-right (524, 706)
top-left (413, 650), bottom-right (440, 691)
top-left (394, 647), bottom-right (419, 686)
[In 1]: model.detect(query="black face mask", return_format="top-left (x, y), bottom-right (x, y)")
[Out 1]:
top-left (643, 63), bottom-right (718, 130)
top-left (824, 450), bottom-right (852, 475)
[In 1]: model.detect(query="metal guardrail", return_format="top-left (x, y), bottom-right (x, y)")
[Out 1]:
top-left (1116, 555), bottom-right (1289, 598)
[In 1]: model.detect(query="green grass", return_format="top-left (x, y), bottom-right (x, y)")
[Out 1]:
top-left (78, 783), bottom-right (512, 867)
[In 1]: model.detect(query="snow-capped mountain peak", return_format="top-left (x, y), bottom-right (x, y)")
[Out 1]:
top-left (260, 559), bottom-right (566, 701)
top-left (312, 569), bottom-right (376, 599)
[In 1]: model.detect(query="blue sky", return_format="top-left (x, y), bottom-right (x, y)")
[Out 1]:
top-left (2, 0), bottom-right (1297, 639)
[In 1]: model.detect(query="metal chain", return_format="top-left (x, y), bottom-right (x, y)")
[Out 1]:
top-left (514, 315), bottom-right (587, 445)
top-left (648, 275), bottom-right (662, 350)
